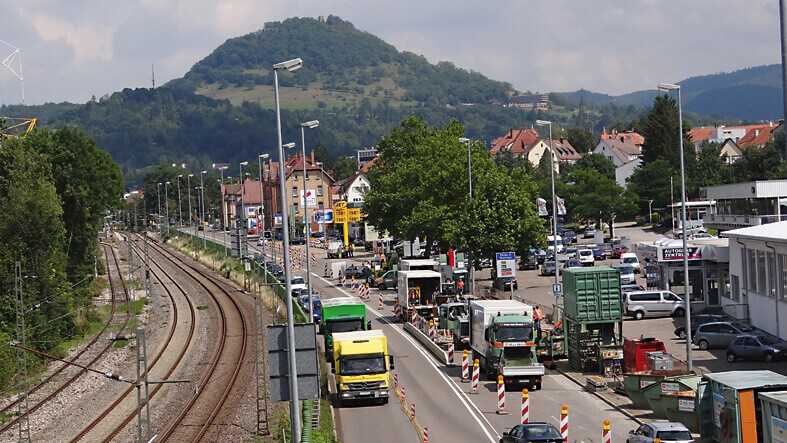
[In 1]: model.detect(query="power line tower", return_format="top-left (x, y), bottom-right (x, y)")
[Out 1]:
top-left (14, 260), bottom-right (31, 443)
top-left (254, 292), bottom-right (270, 437)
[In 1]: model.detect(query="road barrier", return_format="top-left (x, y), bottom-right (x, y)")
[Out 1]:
top-left (394, 302), bottom-right (401, 318)
top-left (428, 320), bottom-right (436, 341)
top-left (393, 373), bottom-right (399, 388)
top-left (447, 342), bottom-right (454, 366)
top-left (422, 427), bottom-right (429, 443)
top-left (560, 405), bottom-right (568, 441)
top-left (378, 293), bottom-right (383, 310)
top-left (521, 389), bottom-right (529, 424)
top-left (496, 375), bottom-right (508, 415)
top-left (410, 403), bottom-right (416, 420)
top-left (393, 376), bottom-right (427, 443)
top-left (461, 351), bottom-right (469, 382)
top-left (471, 359), bottom-right (480, 394)
top-left (602, 419), bottom-right (611, 443)
top-left (402, 322), bottom-right (450, 365)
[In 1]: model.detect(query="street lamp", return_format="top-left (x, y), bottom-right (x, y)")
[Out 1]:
top-left (187, 174), bottom-right (194, 232)
top-left (258, 154), bottom-right (270, 244)
top-left (164, 181), bottom-right (171, 235)
top-left (157, 183), bottom-right (163, 232)
top-left (214, 163), bottom-right (230, 256)
top-left (648, 200), bottom-right (654, 225)
top-left (273, 57), bottom-right (303, 439)
top-left (240, 162), bottom-right (249, 245)
top-left (300, 120), bottom-right (319, 321)
top-left (200, 170), bottom-right (207, 248)
top-left (658, 82), bottom-right (693, 372)
top-left (535, 120), bottom-right (560, 299)
top-left (177, 175), bottom-right (183, 227)
top-left (459, 137), bottom-right (474, 294)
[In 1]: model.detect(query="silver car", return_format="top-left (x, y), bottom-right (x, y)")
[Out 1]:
top-left (624, 290), bottom-right (684, 320)
top-left (692, 321), bottom-right (756, 350)
top-left (627, 421), bottom-right (693, 443)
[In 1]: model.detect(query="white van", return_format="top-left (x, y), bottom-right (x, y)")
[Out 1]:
top-left (577, 249), bottom-right (595, 266)
top-left (547, 235), bottom-right (564, 253)
top-left (620, 252), bottom-right (641, 273)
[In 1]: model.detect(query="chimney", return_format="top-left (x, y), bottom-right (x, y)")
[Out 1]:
top-left (509, 128), bottom-right (513, 138)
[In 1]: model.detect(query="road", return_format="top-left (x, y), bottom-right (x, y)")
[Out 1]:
top-left (191, 228), bottom-right (641, 442)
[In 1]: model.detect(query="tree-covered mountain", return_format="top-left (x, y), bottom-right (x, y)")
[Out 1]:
top-left (553, 64), bottom-right (784, 121)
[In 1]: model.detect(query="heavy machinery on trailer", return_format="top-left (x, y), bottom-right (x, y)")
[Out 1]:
top-left (332, 330), bottom-right (393, 406)
top-left (469, 299), bottom-right (545, 390)
top-left (437, 301), bottom-right (470, 346)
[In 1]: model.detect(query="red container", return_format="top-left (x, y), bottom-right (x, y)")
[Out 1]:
top-left (623, 337), bottom-right (666, 373)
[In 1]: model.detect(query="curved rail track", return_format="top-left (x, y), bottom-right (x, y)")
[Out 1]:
top-left (0, 242), bottom-right (132, 435)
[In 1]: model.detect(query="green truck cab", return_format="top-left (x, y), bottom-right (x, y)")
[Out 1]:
top-left (437, 302), bottom-right (470, 346)
top-left (332, 330), bottom-right (393, 406)
top-left (320, 296), bottom-right (370, 359)
top-left (469, 299), bottom-right (545, 390)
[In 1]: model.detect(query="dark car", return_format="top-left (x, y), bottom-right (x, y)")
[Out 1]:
top-left (540, 260), bottom-right (556, 276)
top-left (692, 321), bottom-right (758, 350)
top-left (344, 265), bottom-right (372, 282)
top-left (519, 254), bottom-right (538, 270)
top-left (727, 334), bottom-right (787, 363)
top-left (310, 231), bottom-right (325, 238)
top-left (534, 249), bottom-right (547, 264)
top-left (673, 313), bottom-right (730, 339)
top-left (493, 276), bottom-right (518, 291)
top-left (500, 423), bottom-right (563, 442)
top-left (561, 230), bottom-right (577, 244)
top-left (592, 246), bottom-right (607, 261)
top-left (290, 236), bottom-right (306, 245)
top-left (563, 259), bottom-right (583, 270)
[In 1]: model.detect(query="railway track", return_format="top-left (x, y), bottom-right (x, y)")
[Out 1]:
top-left (69, 237), bottom-right (198, 442)
top-left (0, 242), bottom-right (132, 436)
top-left (141, 235), bottom-right (250, 442)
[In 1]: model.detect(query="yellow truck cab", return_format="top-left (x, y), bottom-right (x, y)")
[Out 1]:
top-left (332, 330), bottom-right (393, 405)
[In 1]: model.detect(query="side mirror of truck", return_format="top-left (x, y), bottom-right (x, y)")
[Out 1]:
top-left (367, 321), bottom-right (372, 330)
top-left (484, 329), bottom-right (489, 341)
top-left (389, 355), bottom-right (395, 370)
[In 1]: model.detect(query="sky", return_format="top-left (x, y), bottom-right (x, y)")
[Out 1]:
top-left (0, 0), bottom-right (781, 105)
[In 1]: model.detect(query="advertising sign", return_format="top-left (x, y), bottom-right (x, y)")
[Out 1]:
top-left (495, 252), bottom-right (516, 278)
top-left (314, 209), bottom-right (334, 224)
top-left (273, 213), bottom-right (283, 226)
top-left (659, 246), bottom-right (702, 262)
top-left (678, 398), bottom-right (695, 412)
top-left (536, 198), bottom-right (548, 216)
top-left (300, 189), bottom-right (317, 208)
top-left (556, 196), bottom-right (567, 216)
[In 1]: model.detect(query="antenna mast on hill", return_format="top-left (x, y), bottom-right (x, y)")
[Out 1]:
top-left (151, 63), bottom-right (156, 89)
top-left (0, 39), bottom-right (25, 104)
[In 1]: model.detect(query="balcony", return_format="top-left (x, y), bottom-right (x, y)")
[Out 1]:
top-left (704, 213), bottom-right (787, 229)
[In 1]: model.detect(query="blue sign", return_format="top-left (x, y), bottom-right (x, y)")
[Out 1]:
top-left (314, 209), bottom-right (334, 224)
top-left (495, 252), bottom-right (516, 261)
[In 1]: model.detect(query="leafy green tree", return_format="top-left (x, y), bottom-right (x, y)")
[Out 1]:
top-left (332, 156), bottom-right (358, 181)
top-left (572, 153), bottom-right (615, 180)
top-left (564, 127), bottom-right (597, 153)
top-left (567, 168), bottom-right (637, 238)
top-left (628, 159), bottom-right (679, 214)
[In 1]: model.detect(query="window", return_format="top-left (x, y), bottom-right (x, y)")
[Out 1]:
top-left (663, 292), bottom-right (680, 301)
top-left (700, 324), bottom-right (722, 333)
top-left (748, 249), bottom-right (756, 291)
top-left (630, 293), bottom-right (660, 302)
top-left (317, 185), bottom-right (324, 197)
top-left (757, 250), bottom-right (766, 295)
top-left (731, 275), bottom-right (740, 302)
top-left (781, 254), bottom-right (787, 300)
top-left (292, 186), bottom-right (298, 197)
top-left (768, 251), bottom-right (777, 298)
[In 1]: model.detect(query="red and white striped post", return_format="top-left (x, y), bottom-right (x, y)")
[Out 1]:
top-left (471, 359), bottom-right (480, 394)
top-left (602, 419), bottom-right (611, 443)
top-left (378, 292), bottom-right (384, 310)
top-left (496, 375), bottom-right (508, 415)
top-left (393, 373), bottom-right (399, 388)
top-left (447, 342), bottom-right (455, 366)
top-left (521, 389), bottom-right (529, 424)
top-left (461, 350), bottom-right (470, 382)
top-left (560, 405), bottom-right (569, 441)
top-left (428, 320), bottom-right (436, 341)
top-left (401, 385), bottom-right (407, 402)
top-left (422, 427), bottom-right (429, 443)
top-left (410, 403), bottom-right (416, 420)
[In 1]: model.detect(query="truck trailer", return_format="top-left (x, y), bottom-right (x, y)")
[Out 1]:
top-left (332, 330), bottom-right (393, 406)
top-left (396, 269), bottom-right (442, 321)
top-left (320, 296), bottom-right (370, 360)
top-left (469, 299), bottom-right (545, 390)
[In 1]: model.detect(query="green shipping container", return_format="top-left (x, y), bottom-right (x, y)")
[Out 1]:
top-left (562, 267), bottom-right (622, 322)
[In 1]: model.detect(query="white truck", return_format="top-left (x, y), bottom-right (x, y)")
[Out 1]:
top-left (327, 240), bottom-right (344, 259)
top-left (396, 269), bottom-right (442, 321)
top-left (469, 299), bottom-right (545, 390)
top-left (398, 259), bottom-right (438, 271)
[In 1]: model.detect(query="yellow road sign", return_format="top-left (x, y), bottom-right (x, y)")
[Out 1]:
top-left (334, 211), bottom-right (348, 224)
top-left (348, 208), bottom-right (362, 221)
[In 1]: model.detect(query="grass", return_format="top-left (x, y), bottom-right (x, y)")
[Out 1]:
top-left (196, 305), bottom-right (209, 310)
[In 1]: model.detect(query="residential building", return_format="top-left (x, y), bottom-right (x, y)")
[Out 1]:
top-left (283, 152), bottom-right (335, 235)
top-left (220, 178), bottom-right (263, 230)
top-left (702, 180), bottom-right (787, 233)
top-left (336, 171), bottom-right (370, 207)
top-left (723, 221), bottom-right (787, 339)
top-left (489, 128), bottom-right (581, 171)
top-left (689, 122), bottom-right (779, 162)
top-left (356, 147), bottom-right (378, 169)
top-left (592, 129), bottom-right (644, 187)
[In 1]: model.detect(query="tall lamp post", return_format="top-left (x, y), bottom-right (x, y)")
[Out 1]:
top-left (214, 164), bottom-right (230, 256)
top-left (658, 82), bottom-right (693, 372)
top-left (459, 137), bottom-right (474, 294)
top-left (187, 174), bottom-right (194, 232)
top-left (177, 175), bottom-right (183, 227)
top-left (258, 154), bottom-right (270, 258)
top-left (164, 181), bottom-right (171, 235)
top-left (273, 56), bottom-right (304, 440)
top-left (301, 120), bottom-right (319, 320)
top-left (157, 183), bottom-right (163, 232)
top-left (535, 120), bottom-right (560, 300)
top-left (200, 170), bottom-right (207, 248)
top-left (240, 161), bottom-right (249, 256)
top-left (648, 200), bottom-right (654, 225)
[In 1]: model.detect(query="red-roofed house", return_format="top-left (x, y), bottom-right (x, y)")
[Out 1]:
top-left (490, 128), bottom-right (581, 171)
top-left (593, 129), bottom-right (645, 187)
top-left (737, 123), bottom-right (778, 149)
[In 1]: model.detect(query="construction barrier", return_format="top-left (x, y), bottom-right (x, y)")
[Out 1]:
top-left (378, 293), bottom-right (383, 310)
top-left (410, 403), bottom-right (416, 420)
top-left (422, 427), bottom-right (429, 443)
top-left (560, 405), bottom-right (568, 441)
top-left (393, 373), bottom-right (399, 387)
top-left (471, 359), bottom-right (480, 394)
top-left (496, 375), bottom-right (508, 415)
top-left (461, 351), bottom-right (469, 382)
top-left (394, 302), bottom-right (401, 318)
top-left (602, 419), bottom-right (611, 443)
top-left (521, 389), bottom-right (529, 424)
top-left (447, 342), bottom-right (454, 366)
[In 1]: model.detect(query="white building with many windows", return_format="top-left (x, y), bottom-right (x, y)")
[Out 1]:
top-left (724, 221), bottom-right (787, 340)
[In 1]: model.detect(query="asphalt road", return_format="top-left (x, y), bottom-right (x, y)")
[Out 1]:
top-left (190, 228), bottom-right (641, 442)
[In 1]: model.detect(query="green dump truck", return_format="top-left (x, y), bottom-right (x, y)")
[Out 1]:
top-left (320, 296), bottom-right (370, 360)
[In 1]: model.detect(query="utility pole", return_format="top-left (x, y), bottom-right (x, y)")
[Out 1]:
top-left (135, 328), bottom-right (152, 442)
top-left (781, 0), bottom-right (787, 158)
top-left (254, 288), bottom-right (270, 436)
top-left (14, 260), bottom-right (31, 443)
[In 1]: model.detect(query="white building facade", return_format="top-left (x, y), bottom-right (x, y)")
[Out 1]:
top-left (724, 221), bottom-right (787, 340)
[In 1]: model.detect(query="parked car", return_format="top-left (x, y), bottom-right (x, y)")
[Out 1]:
top-left (591, 246), bottom-right (607, 261)
top-left (727, 334), bottom-right (787, 363)
top-left (621, 283), bottom-right (645, 295)
top-left (577, 249), bottom-right (595, 266)
top-left (564, 247), bottom-right (578, 259)
top-left (624, 290), bottom-right (684, 320)
top-left (583, 227), bottom-right (597, 239)
top-left (290, 236), bottom-right (306, 245)
top-left (534, 249), bottom-right (547, 264)
top-left (374, 270), bottom-right (398, 290)
top-left (620, 252), bottom-right (641, 273)
top-left (343, 265), bottom-right (372, 282)
top-left (561, 230), bottom-right (577, 244)
top-left (310, 231), bottom-right (325, 238)
top-left (500, 422), bottom-right (563, 443)
top-left (290, 276), bottom-right (308, 292)
top-left (614, 264), bottom-right (637, 285)
top-left (673, 313), bottom-right (731, 339)
top-left (563, 259), bottom-right (583, 270)
top-left (493, 276), bottom-right (518, 291)
top-left (692, 321), bottom-right (757, 350)
top-left (626, 421), bottom-right (693, 443)
top-left (540, 260), bottom-right (556, 276)
top-left (519, 254), bottom-right (538, 270)
top-left (611, 245), bottom-right (629, 259)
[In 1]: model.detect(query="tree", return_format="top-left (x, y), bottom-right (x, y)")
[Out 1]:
top-left (628, 159), bottom-right (679, 214)
top-left (564, 127), bottom-right (597, 154)
top-left (332, 156), bottom-right (357, 181)
top-left (641, 95), bottom-right (694, 166)
top-left (567, 168), bottom-right (637, 238)
top-left (572, 153), bottom-right (615, 180)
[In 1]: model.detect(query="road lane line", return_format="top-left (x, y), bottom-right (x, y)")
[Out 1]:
top-left (311, 272), bottom-right (500, 442)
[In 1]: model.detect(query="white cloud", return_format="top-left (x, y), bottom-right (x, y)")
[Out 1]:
top-left (23, 12), bottom-right (114, 62)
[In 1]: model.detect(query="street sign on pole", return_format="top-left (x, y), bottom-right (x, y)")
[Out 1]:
top-left (266, 324), bottom-right (320, 401)
top-left (552, 283), bottom-right (562, 297)
top-left (495, 252), bottom-right (516, 278)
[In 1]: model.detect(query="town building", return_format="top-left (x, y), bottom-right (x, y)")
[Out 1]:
top-left (335, 171), bottom-right (370, 208)
top-left (702, 180), bottom-right (787, 233)
top-left (356, 148), bottom-right (378, 169)
top-left (723, 221), bottom-right (787, 340)
top-left (592, 129), bottom-right (644, 187)
top-left (489, 128), bottom-right (581, 171)
top-left (281, 152), bottom-right (335, 236)
top-left (689, 122), bottom-right (780, 162)
top-left (220, 178), bottom-right (264, 232)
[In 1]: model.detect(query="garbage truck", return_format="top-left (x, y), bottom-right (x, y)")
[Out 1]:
top-left (332, 330), bottom-right (393, 406)
top-left (469, 299), bottom-right (545, 390)
top-left (320, 296), bottom-right (370, 360)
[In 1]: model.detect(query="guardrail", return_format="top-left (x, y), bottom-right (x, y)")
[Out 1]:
top-left (403, 322), bottom-right (450, 365)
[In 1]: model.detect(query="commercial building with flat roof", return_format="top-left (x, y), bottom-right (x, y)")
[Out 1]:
top-left (702, 180), bottom-right (787, 232)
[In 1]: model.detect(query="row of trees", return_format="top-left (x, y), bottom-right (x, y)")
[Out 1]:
top-left (0, 127), bottom-right (122, 387)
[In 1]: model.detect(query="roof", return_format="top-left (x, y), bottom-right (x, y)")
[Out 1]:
top-left (600, 129), bottom-right (645, 147)
top-left (737, 123), bottom-right (778, 148)
top-left (490, 128), bottom-right (540, 156)
top-left (321, 296), bottom-right (364, 307)
top-left (667, 200), bottom-right (716, 208)
top-left (546, 138), bottom-right (582, 161)
top-left (285, 153), bottom-right (335, 183)
top-left (332, 330), bottom-right (384, 341)
top-left (599, 137), bottom-right (641, 157)
top-left (723, 220), bottom-right (787, 242)
top-left (646, 421), bottom-right (690, 432)
top-left (399, 269), bottom-right (442, 279)
top-left (360, 156), bottom-right (378, 173)
top-left (221, 178), bottom-right (263, 205)
top-left (703, 370), bottom-right (787, 390)
top-left (689, 127), bottom-right (716, 143)
top-left (759, 390), bottom-right (787, 408)
top-left (703, 179), bottom-right (787, 200)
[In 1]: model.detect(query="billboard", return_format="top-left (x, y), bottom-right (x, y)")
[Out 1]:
top-left (495, 252), bottom-right (516, 278)
top-left (300, 189), bottom-right (317, 208)
top-left (658, 246), bottom-right (702, 262)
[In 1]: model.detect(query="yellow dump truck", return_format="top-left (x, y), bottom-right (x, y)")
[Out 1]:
top-left (332, 330), bottom-right (393, 406)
